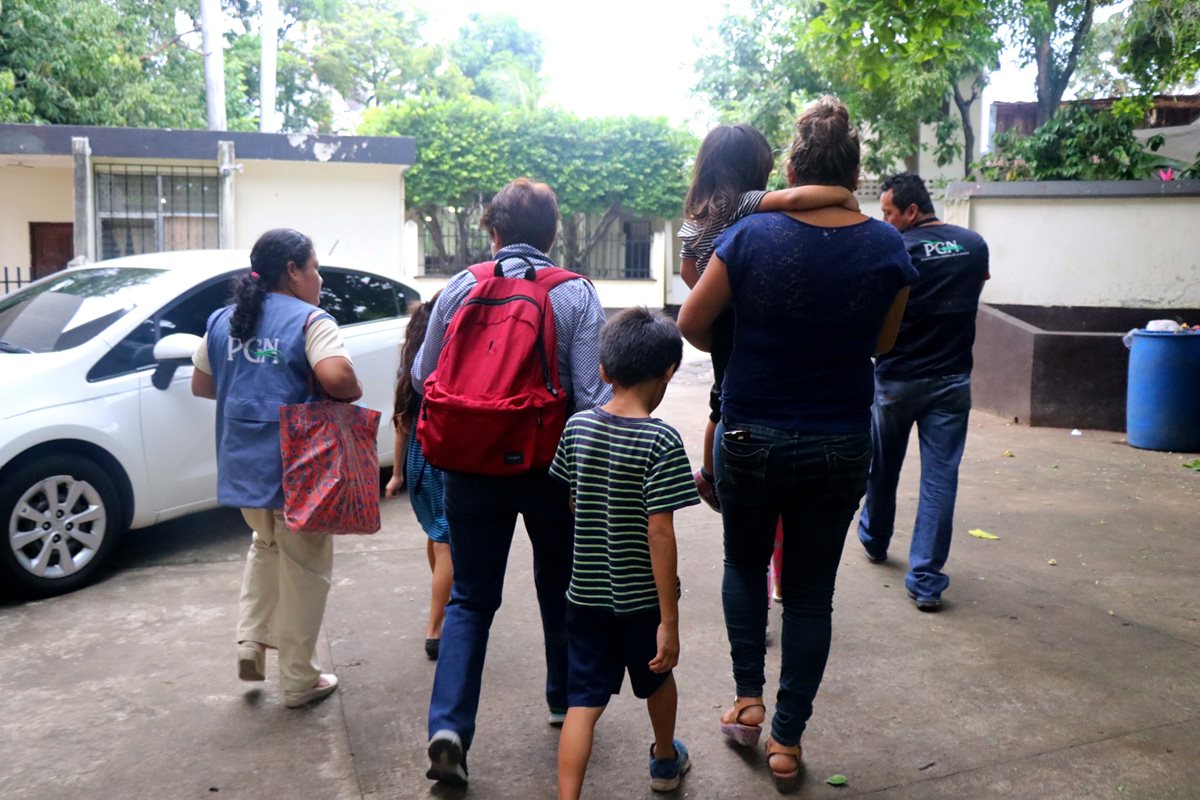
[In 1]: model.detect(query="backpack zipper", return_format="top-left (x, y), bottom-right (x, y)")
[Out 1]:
top-left (464, 295), bottom-right (539, 308)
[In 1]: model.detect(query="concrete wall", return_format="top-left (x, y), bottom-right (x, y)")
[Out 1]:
top-left (0, 162), bottom-right (74, 283)
top-left (235, 161), bottom-right (406, 279)
top-left (946, 181), bottom-right (1200, 309)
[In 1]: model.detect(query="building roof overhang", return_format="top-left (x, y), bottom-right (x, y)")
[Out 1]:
top-left (0, 123), bottom-right (415, 166)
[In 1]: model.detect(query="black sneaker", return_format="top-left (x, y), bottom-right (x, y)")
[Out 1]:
top-left (907, 591), bottom-right (942, 612)
top-left (427, 730), bottom-right (468, 786)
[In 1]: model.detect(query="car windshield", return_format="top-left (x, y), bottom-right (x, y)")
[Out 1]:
top-left (0, 268), bottom-right (168, 353)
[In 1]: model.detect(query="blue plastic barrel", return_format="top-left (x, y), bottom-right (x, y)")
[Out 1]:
top-left (1127, 330), bottom-right (1200, 452)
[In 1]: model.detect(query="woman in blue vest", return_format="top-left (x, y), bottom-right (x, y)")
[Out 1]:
top-left (192, 228), bottom-right (363, 708)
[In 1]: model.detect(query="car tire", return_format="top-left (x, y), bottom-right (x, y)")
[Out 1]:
top-left (0, 455), bottom-right (125, 598)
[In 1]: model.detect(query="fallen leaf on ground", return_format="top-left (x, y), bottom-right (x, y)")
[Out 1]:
top-left (968, 529), bottom-right (999, 540)
top-left (1001, 450), bottom-right (1015, 457)
top-left (1183, 459), bottom-right (1200, 471)
top-left (826, 774), bottom-right (848, 786)
top-left (1048, 559), bottom-right (1057, 566)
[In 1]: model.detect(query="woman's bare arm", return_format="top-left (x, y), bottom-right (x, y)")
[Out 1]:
top-left (876, 286), bottom-right (911, 356)
top-left (314, 356), bottom-right (362, 401)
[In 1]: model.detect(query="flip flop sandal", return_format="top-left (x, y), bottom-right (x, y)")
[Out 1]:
top-left (719, 697), bottom-right (765, 747)
top-left (765, 737), bottom-right (804, 794)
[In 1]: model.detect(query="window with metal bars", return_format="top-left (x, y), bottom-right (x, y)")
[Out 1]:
top-left (420, 208), bottom-right (655, 280)
top-left (95, 165), bottom-right (220, 260)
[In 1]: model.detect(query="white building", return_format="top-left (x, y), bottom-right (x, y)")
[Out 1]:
top-left (1, 123), bottom-right (414, 292)
top-left (0, 123), bottom-right (683, 311)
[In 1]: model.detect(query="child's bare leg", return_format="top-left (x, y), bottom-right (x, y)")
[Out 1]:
top-left (558, 706), bottom-right (606, 800)
top-left (703, 419), bottom-right (716, 477)
top-left (771, 522), bottom-right (784, 600)
top-left (427, 541), bottom-right (452, 639)
top-left (646, 673), bottom-right (678, 760)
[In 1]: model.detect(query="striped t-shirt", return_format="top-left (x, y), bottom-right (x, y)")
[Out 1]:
top-left (677, 190), bottom-right (767, 276)
top-left (550, 407), bottom-right (700, 615)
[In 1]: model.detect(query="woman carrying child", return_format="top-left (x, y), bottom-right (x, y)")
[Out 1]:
top-left (679, 98), bottom-right (916, 792)
top-left (678, 123), bottom-right (861, 510)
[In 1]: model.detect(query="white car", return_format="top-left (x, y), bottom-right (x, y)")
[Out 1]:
top-left (0, 250), bottom-right (417, 597)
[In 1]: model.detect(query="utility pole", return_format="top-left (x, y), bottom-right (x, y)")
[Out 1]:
top-left (260, 0), bottom-right (280, 132)
top-left (200, 0), bottom-right (227, 131)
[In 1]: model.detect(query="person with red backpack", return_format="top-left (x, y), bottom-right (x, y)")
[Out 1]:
top-left (413, 178), bottom-right (610, 787)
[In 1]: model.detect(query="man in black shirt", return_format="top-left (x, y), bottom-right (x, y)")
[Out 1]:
top-left (858, 172), bottom-right (989, 611)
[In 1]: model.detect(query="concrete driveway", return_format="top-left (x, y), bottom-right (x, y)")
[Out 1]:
top-left (2, 357), bottom-right (1198, 799)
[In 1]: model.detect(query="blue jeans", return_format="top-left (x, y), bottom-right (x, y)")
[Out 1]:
top-left (858, 374), bottom-right (972, 600)
top-left (715, 419), bottom-right (870, 747)
top-left (427, 470), bottom-right (573, 751)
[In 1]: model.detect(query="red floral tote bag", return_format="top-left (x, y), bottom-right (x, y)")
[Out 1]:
top-left (280, 400), bottom-right (382, 534)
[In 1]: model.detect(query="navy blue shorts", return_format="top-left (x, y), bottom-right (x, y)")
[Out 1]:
top-left (566, 603), bottom-right (671, 708)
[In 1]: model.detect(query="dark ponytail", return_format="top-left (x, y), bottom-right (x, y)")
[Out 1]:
top-left (392, 290), bottom-right (441, 432)
top-left (229, 228), bottom-right (315, 341)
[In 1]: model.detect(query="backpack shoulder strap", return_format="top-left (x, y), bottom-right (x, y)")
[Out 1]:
top-left (534, 266), bottom-right (586, 291)
top-left (467, 261), bottom-right (497, 283)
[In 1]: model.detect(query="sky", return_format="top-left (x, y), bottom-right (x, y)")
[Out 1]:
top-left (414, 0), bottom-right (1044, 147)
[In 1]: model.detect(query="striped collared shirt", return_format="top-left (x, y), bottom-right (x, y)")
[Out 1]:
top-left (550, 407), bottom-right (699, 615)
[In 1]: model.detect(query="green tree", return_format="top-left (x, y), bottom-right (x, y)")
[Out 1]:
top-left (1068, 9), bottom-right (1135, 97)
top-left (693, 0), bottom-right (825, 152)
top-left (360, 98), bottom-right (694, 271)
top-left (1068, 1), bottom-right (1200, 98)
top-left (449, 12), bottom-right (545, 110)
top-left (310, 0), bottom-right (454, 108)
top-left (806, 0), bottom-right (1002, 175)
top-left (1116, 0), bottom-right (1200, 92)
top-left (1006, 0), bottom-right (1111, 126)
top-left (973, 101), bottom-right (1171, 180)
top-left (695, 0), bottom-right (1000, 176)
top-left (0, 0), bottom-right (206, 126)
top-left (361, 96), bottom-right (518, 265)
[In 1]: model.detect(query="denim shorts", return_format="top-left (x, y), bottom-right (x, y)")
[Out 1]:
top-left (566, 603), bottom-right (669, 707)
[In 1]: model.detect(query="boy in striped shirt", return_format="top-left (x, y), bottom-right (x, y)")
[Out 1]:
top-left (550, 307), bottom-right (700, 798)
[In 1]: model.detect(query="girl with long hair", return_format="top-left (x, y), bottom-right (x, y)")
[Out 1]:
top-left (385, 291), bottom-right (449, 660)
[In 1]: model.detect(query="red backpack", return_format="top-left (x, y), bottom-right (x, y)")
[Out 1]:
top-left (417, 257), bottom-right (584, 476)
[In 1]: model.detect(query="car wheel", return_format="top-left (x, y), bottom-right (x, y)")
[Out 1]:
top-left (0, 455), bottom-right (125, 597)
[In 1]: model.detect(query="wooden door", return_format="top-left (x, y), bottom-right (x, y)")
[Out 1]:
top-left (30, 222), bottom-right (75, 280)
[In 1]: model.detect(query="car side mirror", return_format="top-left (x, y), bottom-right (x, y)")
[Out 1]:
top-left (151, 333), bottom-right (203, 390)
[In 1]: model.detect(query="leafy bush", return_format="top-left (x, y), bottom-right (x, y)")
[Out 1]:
top-left (971, 102), bottom-right (1174, 181)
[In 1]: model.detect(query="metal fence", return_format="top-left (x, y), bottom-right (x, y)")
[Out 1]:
top-left (421, 218), bottom-right (654, 280)
top-left (2, 266), bottom-right (30, 295)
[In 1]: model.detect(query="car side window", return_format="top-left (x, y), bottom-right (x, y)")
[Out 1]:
top-left (88, 277), bottom-right (235, 382)
top-left (158, 279), bottom-right (234, 338)
top-left (319, 269), bottom-right (406, 326)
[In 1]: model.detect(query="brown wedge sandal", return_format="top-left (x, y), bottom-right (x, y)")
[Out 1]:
top-left (719, 697), bottom-right (765, 747)
top-left (765, 737), bottom-right (804, 794)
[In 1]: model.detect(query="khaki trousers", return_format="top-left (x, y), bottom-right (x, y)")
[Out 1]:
top-left (236, 508), bottom-right (333, 693)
